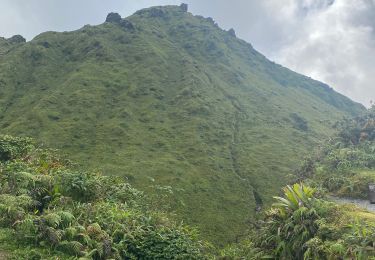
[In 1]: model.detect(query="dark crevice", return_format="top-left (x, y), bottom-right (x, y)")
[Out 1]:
top-left (253, 190), bottom-right (263, 211)
top-left (203, 71), bottom-right (263, 211)
top-left (220, 86), bottom-right (263, 211)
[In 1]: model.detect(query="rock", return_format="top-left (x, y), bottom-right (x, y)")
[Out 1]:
top-left (106, 12), bottom-right (121, 23)
top-left (8, 35), bottom-right (26, 44)
top-left (119, 20), bottom-right (135, 31)
top-left (149, 8), bottom-right (165, 17)
top-left (106, 12), bottom-right (134, 31)
top-left (135, 8), bottom-right (165, 18)
top-left (228, 28), bottom-right (236, 37)
top-left (180, 3), bottom-right (188, 12)
top-left (41, 41), bottom-right (50, 48)
top-left (206, 17), bottom-right (215, 24)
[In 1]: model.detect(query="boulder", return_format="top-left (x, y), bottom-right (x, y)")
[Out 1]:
top-left (106, 12), bottom-right (122, 23)
top-left (228, 28), bottom-right (236, 37)
top-left (180, 3), bottom-right (188, 12)
top-left (106, 12), bottom-right (135, 31)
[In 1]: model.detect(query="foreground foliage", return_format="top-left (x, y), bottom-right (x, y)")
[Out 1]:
top-left (222, 183), bottom-right (375, 259)
top-left (3, 121), bottom-right (375, 259)
top-left (0, 135), bottom-right (204, 259)
top-left (225, 109), bottom-right (375, 259)
top-left (223, 109), bottom-right (375, 259)
top-left (298, 107), bottom-right (375, 199)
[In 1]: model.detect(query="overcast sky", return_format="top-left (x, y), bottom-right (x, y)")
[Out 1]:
top-left (1, 0), bottom-right (374, 106)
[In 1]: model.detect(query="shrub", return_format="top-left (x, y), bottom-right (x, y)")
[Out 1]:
top-left (257, 184), bottom-right (319, 259)
top-left (247, 183), bottom-right (375, 259)
top-left (0, 135), bottom-right (205, 259)
top-left (0, 135), bottom-right (34, 162)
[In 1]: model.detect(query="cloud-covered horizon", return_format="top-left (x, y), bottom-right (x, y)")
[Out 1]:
top-left (0, 0), bottom-right (374, 106)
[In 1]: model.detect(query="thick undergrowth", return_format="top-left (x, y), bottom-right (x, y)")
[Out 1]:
top-left (0, 135), bottom-right (205, 259)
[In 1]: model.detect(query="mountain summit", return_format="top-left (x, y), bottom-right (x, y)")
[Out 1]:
top-left (0, 5), bottom-right (364, 244)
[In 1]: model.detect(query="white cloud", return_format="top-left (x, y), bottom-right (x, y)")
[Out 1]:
top-left (263, 0), bottom-right (375, 106)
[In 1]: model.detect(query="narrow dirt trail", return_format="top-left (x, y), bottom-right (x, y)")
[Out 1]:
top-left (0, 251), bottom-right (9, 260)
top-left (230, 112), bottom-right (244, 181)
top-left (203, 71), bottom-right (263, 210)
top-left (224, 91), bottom-right (263, 210)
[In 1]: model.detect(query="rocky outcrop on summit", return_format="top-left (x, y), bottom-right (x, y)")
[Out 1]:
top-left (8, 35), bottom-right (26, 44)
top-left (106, 12), bottom-right (122, 23)
top-left (105, 12), bottom-right (135, 31)
top-left (180, 3), bottom-right (188, 12)
top-left (0, 35), bottom-right (25, 56)
top-left (228, 28), bottom-right (236, 37)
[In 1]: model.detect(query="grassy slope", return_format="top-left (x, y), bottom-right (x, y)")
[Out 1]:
top-left (0, 5), bottom-right (364, 244)
top-left (0, 228), bottom-right (71, 259)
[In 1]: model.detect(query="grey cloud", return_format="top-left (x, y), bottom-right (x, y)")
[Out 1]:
top-left (269, 0), bottom-right (375, 105)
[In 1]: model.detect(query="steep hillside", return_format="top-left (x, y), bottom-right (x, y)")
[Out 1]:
top-left (0, 5), bottom-right (364, 244)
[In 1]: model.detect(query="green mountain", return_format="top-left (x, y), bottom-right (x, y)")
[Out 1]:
top-left (0, 5), bottom-right (364, 245)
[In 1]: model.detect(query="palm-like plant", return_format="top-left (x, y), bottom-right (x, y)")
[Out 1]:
top-left (259, 183), bottom-right (319, 259)
top-left (273, 183), bottom-right (316, 215)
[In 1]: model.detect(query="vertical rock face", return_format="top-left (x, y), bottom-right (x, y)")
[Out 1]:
top-left (180, 3), bottom-right (188, 12)
top-left (106, 12), bottom-right (122, 23)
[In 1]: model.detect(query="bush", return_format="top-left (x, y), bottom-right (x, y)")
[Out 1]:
top-left (0, 135), bottom-right (205, 259)
top-left (256, 184), bottom-right (319, 259)
top-left (0, 135), bottom-right (34, 162)
top-left (245, 183), bottom-right (375, 259)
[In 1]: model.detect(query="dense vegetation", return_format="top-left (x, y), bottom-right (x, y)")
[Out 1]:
top-left (223, 183), bottom-right (375, 259)
top-left (214, 108), bottom-right (375, 259)
top-left (0, 135), bottom-right (205, 259)
top-left (298, 107), bottom-right (375, 199)
top-left (0, 4), bottom-right (365, 244)
top-left (1, 102), bottom-right (374, 259)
